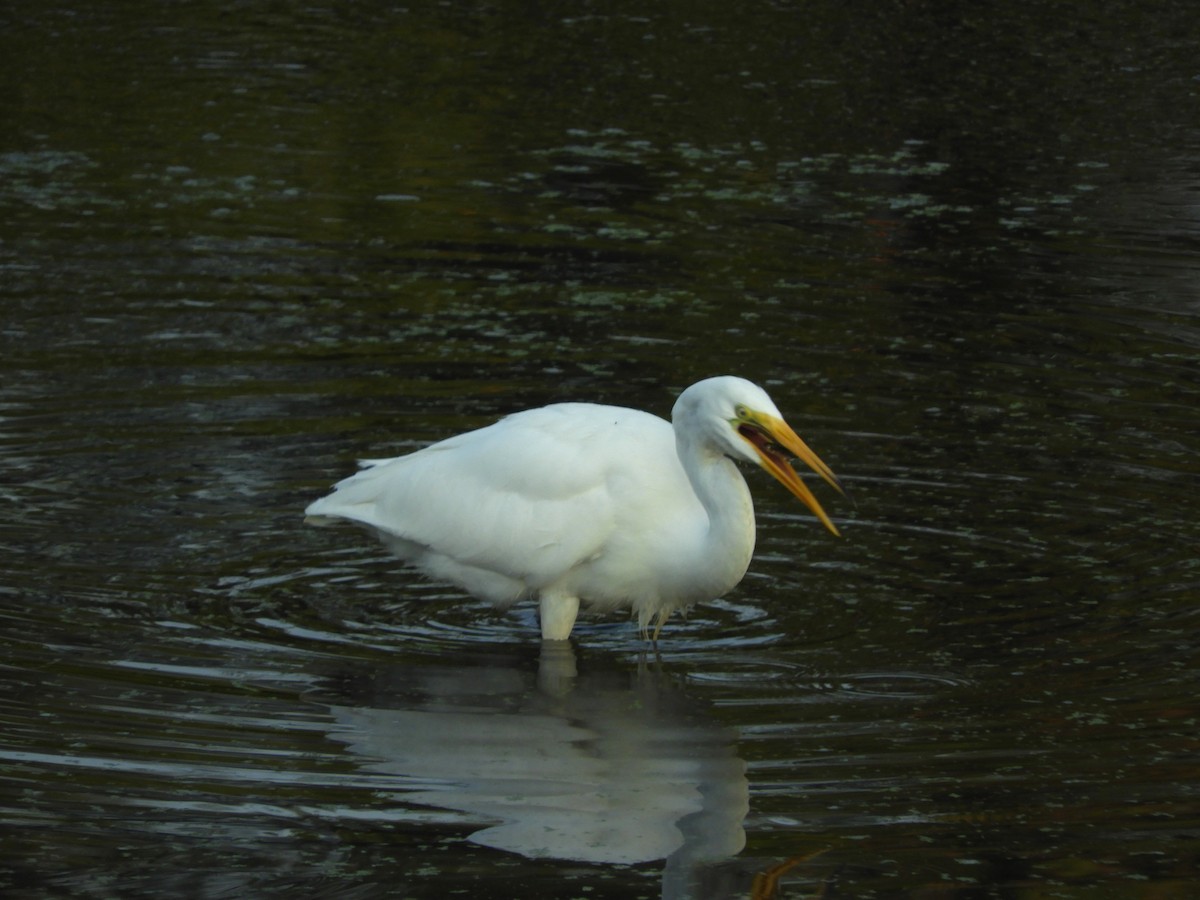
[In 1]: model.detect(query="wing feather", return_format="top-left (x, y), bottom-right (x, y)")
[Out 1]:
top-left (305, 403), bottom-right (687, 596)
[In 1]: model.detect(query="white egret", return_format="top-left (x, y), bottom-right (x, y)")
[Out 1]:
top-left (305, 376), bottom-right (843, 641)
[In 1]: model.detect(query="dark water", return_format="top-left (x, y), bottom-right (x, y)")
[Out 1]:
top-left (2, 2), bottom-right (1198, 897)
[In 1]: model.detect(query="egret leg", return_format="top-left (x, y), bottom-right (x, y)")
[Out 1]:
top-left (651, 610), bottom-right (670, 643)
top-left (538, 592), bottom-right (580, 641)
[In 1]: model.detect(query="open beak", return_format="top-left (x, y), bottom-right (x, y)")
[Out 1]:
top-left (738, 413), bottom-right (845, 536)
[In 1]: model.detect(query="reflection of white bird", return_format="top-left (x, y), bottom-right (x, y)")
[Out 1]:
top-left (327, 642), bottom-right (750, 887)
top-left (306, 376), bottom-right (843, 641)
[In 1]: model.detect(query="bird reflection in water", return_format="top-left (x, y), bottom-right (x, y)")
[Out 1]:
top-left (327, 642), bottom-right (759, 898)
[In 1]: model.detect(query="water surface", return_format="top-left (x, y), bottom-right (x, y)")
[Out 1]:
top-left (2, 2), bottom-right (1198, 897)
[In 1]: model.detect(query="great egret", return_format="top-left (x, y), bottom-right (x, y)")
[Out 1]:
top-left (305, 376), bottom-right (843, 641)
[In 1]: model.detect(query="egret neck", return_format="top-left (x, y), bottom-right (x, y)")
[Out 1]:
top-left (674, 428), bottom-right (757, 601)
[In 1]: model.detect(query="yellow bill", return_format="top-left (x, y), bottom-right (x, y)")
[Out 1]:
top-left (737, 412), bottom-right (844, 536)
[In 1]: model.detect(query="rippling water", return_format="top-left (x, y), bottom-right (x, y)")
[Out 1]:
top-left (2, 2), bottom-right (1199, 897)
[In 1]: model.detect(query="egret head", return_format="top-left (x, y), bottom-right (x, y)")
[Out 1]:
top-left (674, 376), bottom-right (844, 536)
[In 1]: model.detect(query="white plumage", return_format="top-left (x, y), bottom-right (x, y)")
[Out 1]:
top-left (305, 376), bottom-right (842, 641)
